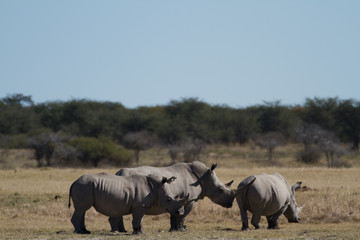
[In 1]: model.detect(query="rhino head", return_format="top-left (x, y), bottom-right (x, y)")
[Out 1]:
top-left (198, 163), bottom-right (237, 208)
top-left (157, 176), bottom-right (189, 216)
top-left (283, 181), bottom-right (304, 223)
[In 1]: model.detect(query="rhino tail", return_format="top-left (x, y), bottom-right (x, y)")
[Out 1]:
top-left (68, 182), bottom-right (73, 209)
top-left (235, 176), bottom-right (256, 197)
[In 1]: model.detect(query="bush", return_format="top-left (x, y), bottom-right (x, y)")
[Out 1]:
top-left (296, 146), bottom-right (322, 164)
top-left (69, 136), bottom-right (132, 167)
top-left (328, 158), bottom-right (352, 168)
top-left (0, 134), bottom-right (29, 149)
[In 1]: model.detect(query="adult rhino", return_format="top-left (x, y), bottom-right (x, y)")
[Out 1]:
top-left (68, 172), bottom-right (189, 234)
top-left (110, 161), bottom-right (256, 232)
top-left (236, 173), bottom-right (303, 230)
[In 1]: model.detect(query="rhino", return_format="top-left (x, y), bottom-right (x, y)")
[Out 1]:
top-left (110, 161), bottom-right (256, 232)
top-left (236, 173), bottom-right (303, 230)
top-left (68, 172), bottom-right (189, 234)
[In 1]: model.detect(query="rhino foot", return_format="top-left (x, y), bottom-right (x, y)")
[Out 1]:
top-left (132, 229), bottom-right (144, 235)
top-left (267, 219), bottom-right (280, 230)
top-left (74, 229), bottom-right (91, 234)
top-left (169, 227), bottom-right (186, 232)
top-left (111, 229), bottom-right (127, 233)
top-left (268, 226), bottom-right (280, 230)
top-left (241, 227), bottom-right (250, 231)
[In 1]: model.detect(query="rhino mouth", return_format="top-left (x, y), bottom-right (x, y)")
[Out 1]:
top-left (176, 209), bottom-right (185, 216)
top-left (169, 208), bottom-right (185, 216)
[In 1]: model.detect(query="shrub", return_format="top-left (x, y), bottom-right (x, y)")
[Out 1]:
top-left (28, 131), bottom-right (60, 167)
top-left (296, 146), bottom-right (322, 164)
top-left (69, 136), bottom-right (131, 167)
top-left (0, 134), bottom-right (29, 149)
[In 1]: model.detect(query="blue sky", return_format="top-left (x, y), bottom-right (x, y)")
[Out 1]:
top-left (1, 1), bottom-right (359, 108)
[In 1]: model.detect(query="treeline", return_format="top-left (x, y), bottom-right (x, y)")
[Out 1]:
top-left (1, 93), bottom-right (359, 167)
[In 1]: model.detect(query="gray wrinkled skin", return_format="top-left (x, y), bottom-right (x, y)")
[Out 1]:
top-left (110, 161), bottom-right (253, 232)
top-left (68, 173), bottom-right (188, 234)
top-left (236, 173), bottom-right (303, 230)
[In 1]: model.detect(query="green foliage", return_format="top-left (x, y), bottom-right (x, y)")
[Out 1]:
top-left (251, 101), bottom-right (299, 138)
top-left (301, 97), bottom-right (339, 131)
top-left (69, 136), bottom-right (131, 167)
top-left (0, 134), bottom-right (29, 149)
top-left (334, 99), bottom-right (360, 150)
top-left (1, 94), bottom-right (360, 157)
top-left (164, 98), bottom-right (211, 141)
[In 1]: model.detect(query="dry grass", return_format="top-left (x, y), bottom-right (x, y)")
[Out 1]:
top-left (1, 167), bottom-right (360, 239)
top-left (1, 145), bottom-right (360, 239)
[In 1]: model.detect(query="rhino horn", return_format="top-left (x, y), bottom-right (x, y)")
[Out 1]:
top-left (181, 193), bottom-right (190, 205)
top-left (298, 204), bottom-right (305, 213)
top-left (225, 180), bottom-right (234, 187)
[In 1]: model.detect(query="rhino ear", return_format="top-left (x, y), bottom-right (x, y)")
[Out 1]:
top-left (225, 180), bottom-right (234, 187)
top-left (210, 163), bottom-right (218, 171)
top-left (162, 176), bottom-right (176, 185)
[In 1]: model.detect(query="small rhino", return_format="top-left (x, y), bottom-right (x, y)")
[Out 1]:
top-left (68, 173), bottom-right (189, 234)
top-left (236, 173), bottom-right (303, 230)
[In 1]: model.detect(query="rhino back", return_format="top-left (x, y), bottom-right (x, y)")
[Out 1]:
top-left (242, 173), bottom-right (291, 216)
top-left (116, 162), bottom-right (202, 200)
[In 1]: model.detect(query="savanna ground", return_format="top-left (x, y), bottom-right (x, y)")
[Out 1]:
top-left (1, 144), bottom-right (360, 239)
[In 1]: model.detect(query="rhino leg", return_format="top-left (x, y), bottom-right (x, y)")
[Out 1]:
top-left (170, 215), bottom-right (186, 232)
top-left (132, 208), bottom-right (145, 234)
top-left (266, 216), bottom-right (279, 229)
top-left (169, 201), bottom-right (193, 231)
top-left (71, 209), bottom-right (91, 234)
top-left (251, 212), bottom-right (261, 229)
top-left (239, 207), bottom-right (250, 231)
top-left (108, 216), bottom-right (127, 233)
top-left (267, 205), bottom-right (288, 229)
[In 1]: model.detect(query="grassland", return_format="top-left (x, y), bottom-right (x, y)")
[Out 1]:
top-left (1, 145), bottom-right (360, 239)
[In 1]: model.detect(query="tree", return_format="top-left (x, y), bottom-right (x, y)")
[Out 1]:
top-left (164, 98), bottom-right (211, 141)
top-left (28, 131), bottom-right (60, 167)
top-left (295, 123), bottom-right (349, 167)
top-left (295, 123), bottom-right (323, 163)
top-left (234, 109), bottom-right (259, 145)
top-left (0, 95), bottom-right (38, 135)
top-left (251, 101), bottom-right (299, 138)
top-left (60, 99), bottom-right (128, 138)
top-left (1, 93), bottom-right (34, 106)
top-left (256, 132), bottom-right (286, 163)
top-left (123, 131), bottom-right (156, 166)
top-left (301, 97), bottom-right (339, 132)
top-left (182, 138), bottom-right (206, 162)
top-left (334, 99), bottom-right (360, 150)
top-left (167, 143), bottom-right (182, 164)
top-left (317, 131), bottom-right (348, 168)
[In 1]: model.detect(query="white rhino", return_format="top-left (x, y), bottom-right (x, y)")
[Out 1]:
top-left (236, 173), bottom-right (303, 230)
top-left (68, 172), bottom-right (189, 234)
top-left (110, 161), bottom-right (256, 232)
